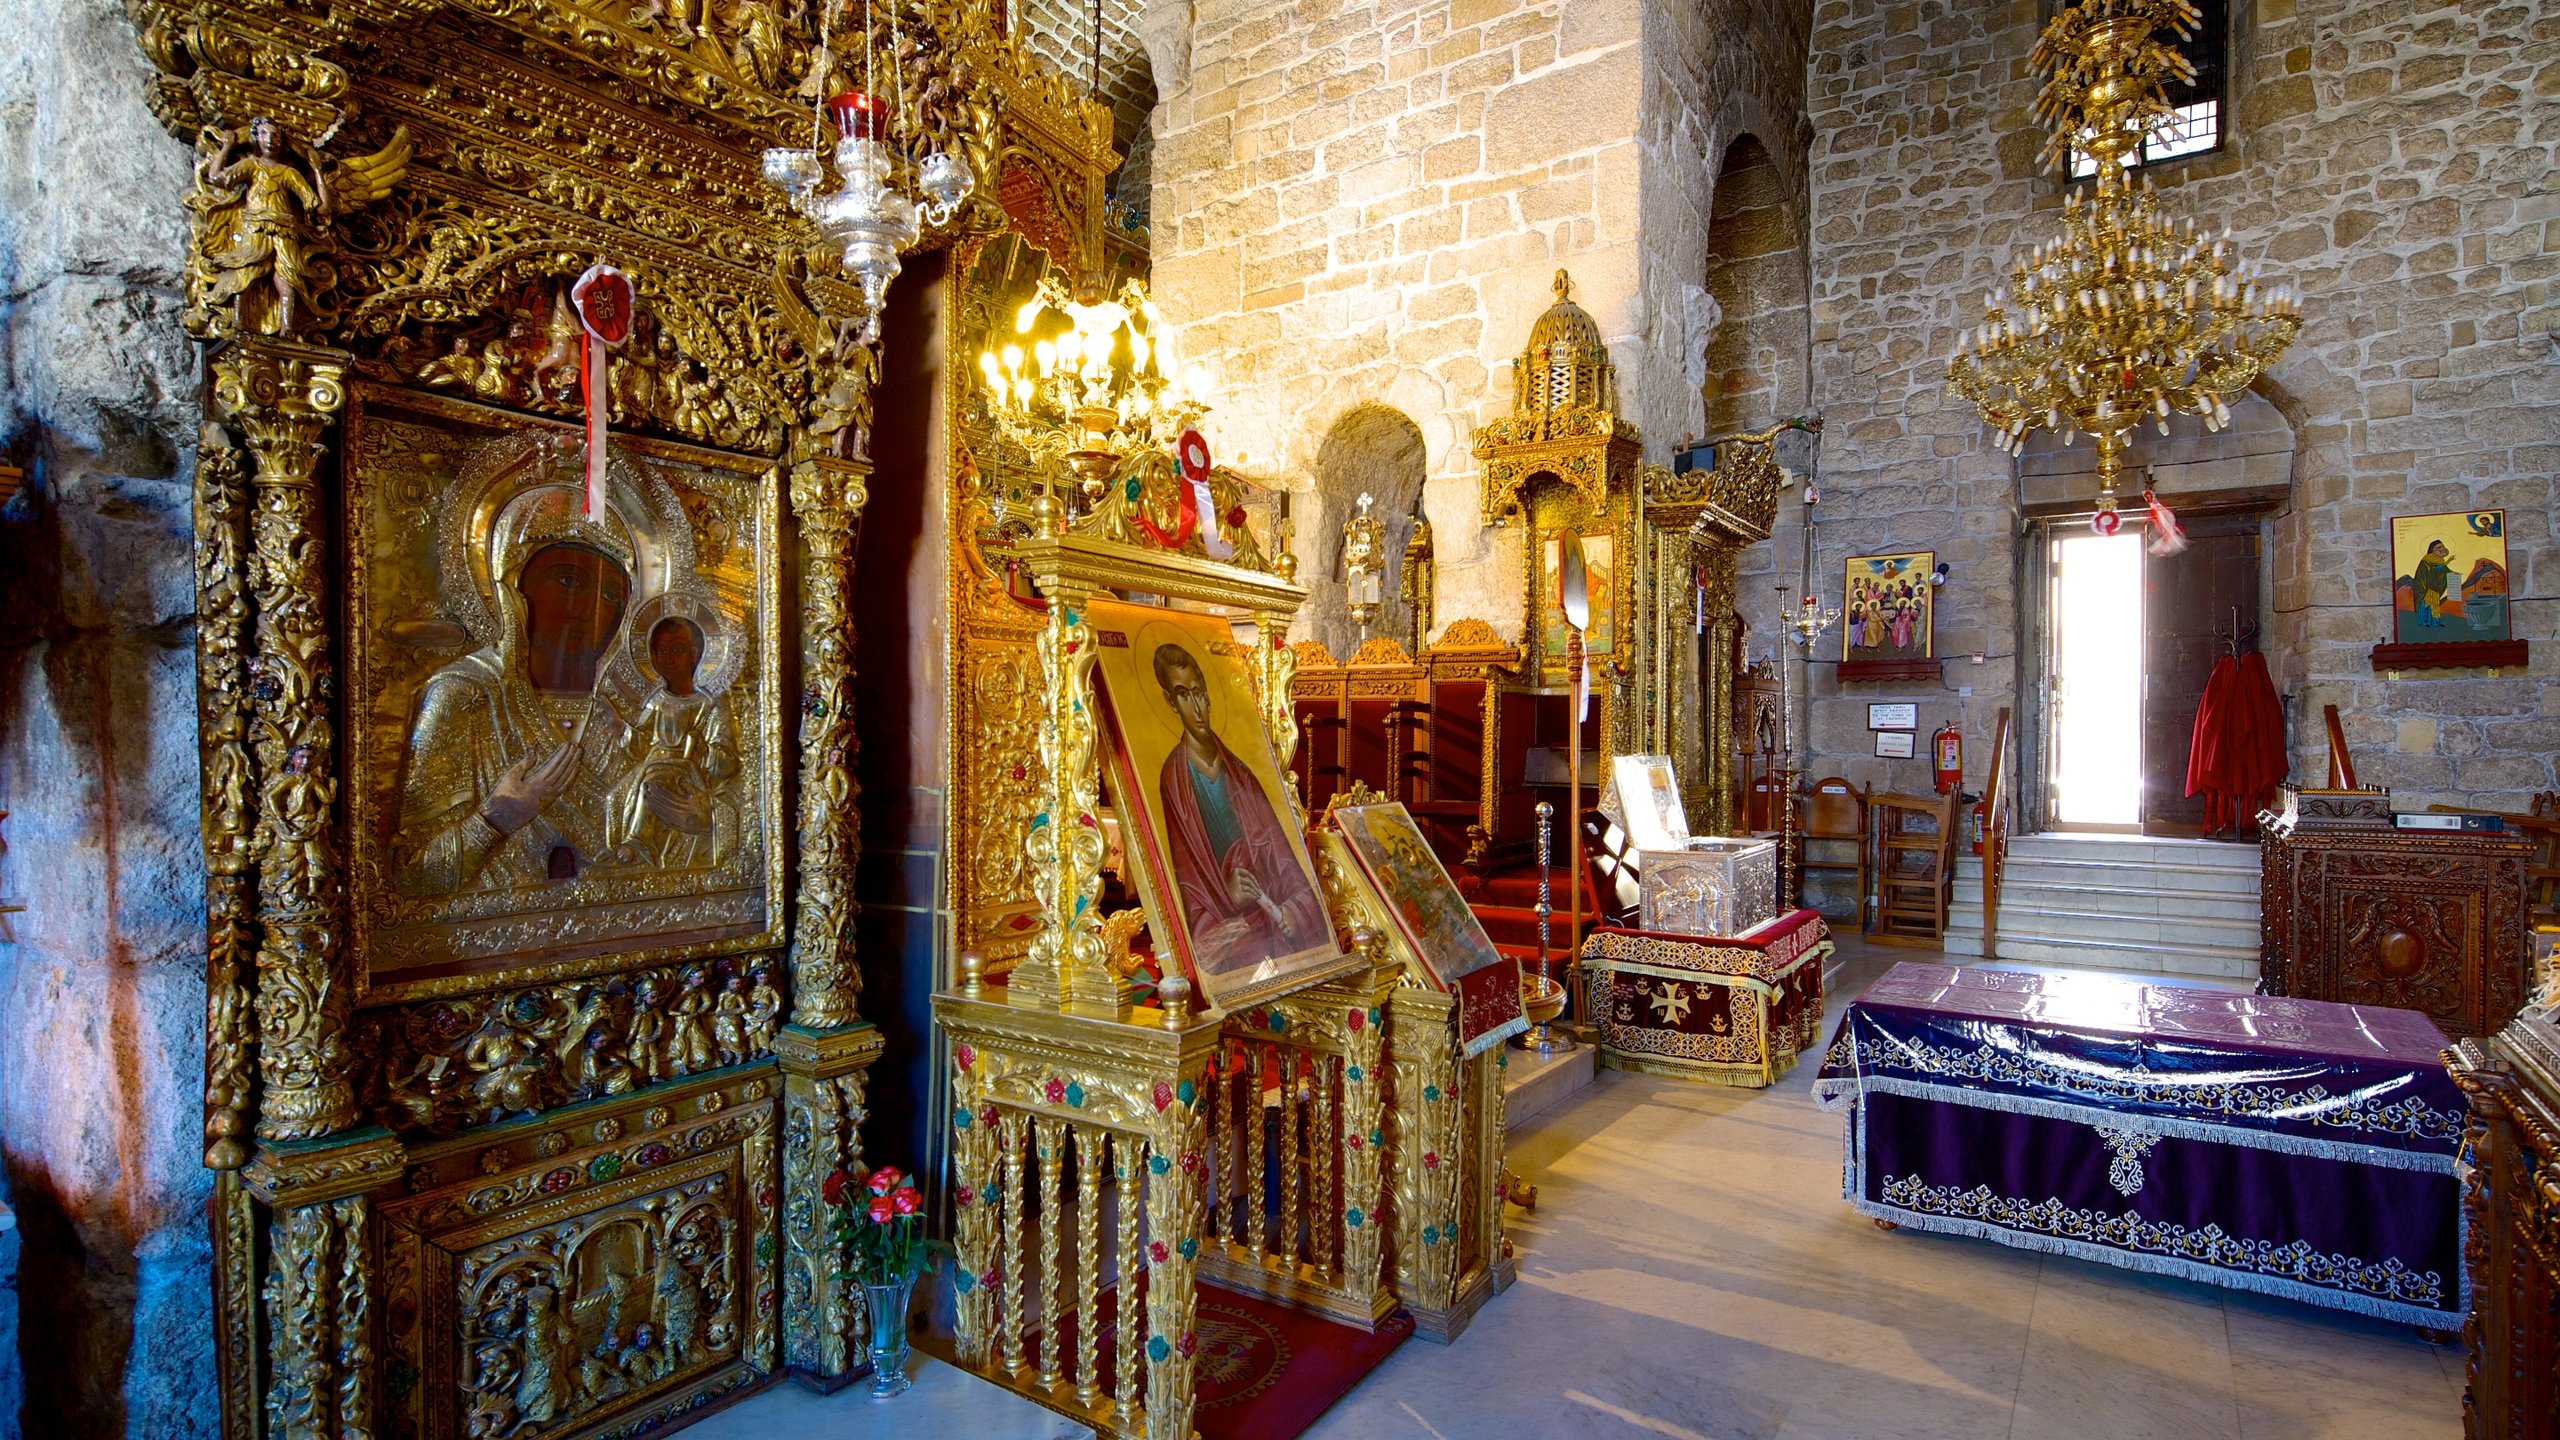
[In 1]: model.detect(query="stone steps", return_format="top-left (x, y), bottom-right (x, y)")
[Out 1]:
top-left (1944, 833), bottom-right (2262, 981)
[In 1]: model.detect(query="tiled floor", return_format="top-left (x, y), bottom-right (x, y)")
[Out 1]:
top-left (701, 937), bottom-right (2467, 1440)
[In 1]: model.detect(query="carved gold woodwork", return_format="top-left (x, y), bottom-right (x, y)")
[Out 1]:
top-left (1196, 937), bottom-right (1400, 1329)
top-left (219, 338), bottom-right (359, 1143)
top-left (375, 1068), bottom-right (782, 1438)
top-left (1399, 514), bottom-right (1435, 655)
top-left (1474, 270), bottom-right (1639, 529)
top-left (1468, 273), bottom-right (1786, 841)
top-left (197, 424), bottom-right (259, 1169)
top-left (788, 453), bottom-right (869, 1031)
top-left (147, 0), bottom-right (1118, 1426)
top-left (1383, 987), bottom-right (1514, 1344)
top-left (774, 1023), bottom-right (886, 1385)
top-left (935, 993), bottom-right (1225, 1440)
top-left (1637, 422), bottom-right (1791, 837)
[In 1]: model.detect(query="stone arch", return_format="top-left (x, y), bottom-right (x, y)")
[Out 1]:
top-left (1701, 132), bottom-right (1813, 436)
top-left (1303, 404), bottom-right (1429, 660)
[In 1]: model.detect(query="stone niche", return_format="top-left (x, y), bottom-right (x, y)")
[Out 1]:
top-left (1301, 405), bottom-right (1429, 660)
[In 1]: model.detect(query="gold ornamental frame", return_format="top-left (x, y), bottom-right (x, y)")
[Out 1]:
top-left (142, 0), bottom-right (1123, 1431)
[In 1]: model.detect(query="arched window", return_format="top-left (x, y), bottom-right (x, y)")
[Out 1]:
top-left (2067, 0), bottom-right (2228, 176)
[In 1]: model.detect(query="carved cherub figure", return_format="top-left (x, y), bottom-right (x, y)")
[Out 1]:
top-left (527, 286), bottom-right (585, 399)
top-left (629, 976), bottom-right (669, 1084)
top-left (743, 966), bottom-right (782, 1052)
top-left (666, 965), bottom-right (717, 1075)
top-left (187, 117), bottom-right (411, 337)
top-left (711, 973), bottom-right (749, 1065)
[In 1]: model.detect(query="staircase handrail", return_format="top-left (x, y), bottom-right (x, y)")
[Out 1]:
top-left (1981, 707), bottom-right (2014, 961)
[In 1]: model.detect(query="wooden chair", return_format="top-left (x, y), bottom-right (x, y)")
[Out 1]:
top-left (1871, 790), bottom-right (1960, 944)
top-left (1798, 776), bottom-right (1871, 929)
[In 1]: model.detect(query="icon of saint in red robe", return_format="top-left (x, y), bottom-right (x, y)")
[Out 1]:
top-left (1149, 644), bottom-right (1328, 974)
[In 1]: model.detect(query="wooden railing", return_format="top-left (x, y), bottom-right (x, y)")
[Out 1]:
top-left (1980, 706), bottom-right (2014, 961)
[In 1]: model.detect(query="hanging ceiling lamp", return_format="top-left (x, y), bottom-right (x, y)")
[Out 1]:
top-left (1948, 0), bottom-right (2299, 531)
top-left (760, 0), bottom-right (976, 331)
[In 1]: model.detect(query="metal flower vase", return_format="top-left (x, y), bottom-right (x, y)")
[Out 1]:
top-left (864, 1274), bottom-right (916, 1398)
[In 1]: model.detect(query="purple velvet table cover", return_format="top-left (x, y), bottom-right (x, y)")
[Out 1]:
top-left (1813, 962), bottom-right (2465, 1328)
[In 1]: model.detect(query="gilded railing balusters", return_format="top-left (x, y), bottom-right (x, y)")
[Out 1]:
top-left (1112, 1131), bottom-right (1142, 1427)
top-left (1278, 1051), bottom-right (1302, 1263)
top-left (1035, 1115), bottom-right (1067, 1387)
top-left (1072, 1123), bottom-right (1104, 1406)
top-left (1340, 1002), bottom-right (1384, 1301)
top-left (999, 1112), bottom-right (1030, 1374)
top-left (1312, 1057), bottom-right (1337, 1272)
top-left (1244, 1047), bottom-right (1268, 1255)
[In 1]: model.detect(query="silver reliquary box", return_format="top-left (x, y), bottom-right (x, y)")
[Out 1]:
top-left (1638, 836), bottom-right (1780, 937)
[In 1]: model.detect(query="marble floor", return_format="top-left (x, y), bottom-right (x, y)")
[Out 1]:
top-left (695, 937), bottom-right (2467, 1440)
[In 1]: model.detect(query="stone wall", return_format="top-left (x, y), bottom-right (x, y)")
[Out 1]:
top-left (1802, 0), bottom-right (2560, 813)
top-left (1148, 0), bottom-right (1809, 654)
top-left (0, 0), bottom-right (216, 1431)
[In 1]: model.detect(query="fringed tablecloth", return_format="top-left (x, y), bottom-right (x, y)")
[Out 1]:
top-left (1578, 908), bottom-right (1832, 1087)
top-left (1815, 962), bottom-right (2466, 1329)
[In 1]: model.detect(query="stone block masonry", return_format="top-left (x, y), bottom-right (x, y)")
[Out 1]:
top-left (1, 0), bottom-right (220, 1431)
top-left (1150, 0), bottom-right (1809, 649)
top-left (1802, 0), bottom-right (2560, 813)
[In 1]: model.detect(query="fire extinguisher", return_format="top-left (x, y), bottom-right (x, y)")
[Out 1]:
top-left (1933, 720), bottom-right (1963, 795)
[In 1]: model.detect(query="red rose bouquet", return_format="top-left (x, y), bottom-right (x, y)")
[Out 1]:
top-left (824, 1163), bottom-right (945, 1286)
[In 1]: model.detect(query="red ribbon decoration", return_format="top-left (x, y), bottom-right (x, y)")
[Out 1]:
top-left (570, 263), bottom-right (634, 521)
top-left (2143, 488), bottom-right (2190, 557)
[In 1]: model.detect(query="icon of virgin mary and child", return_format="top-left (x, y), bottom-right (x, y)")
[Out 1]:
top-left (392, 488), bottom-right (741, 898)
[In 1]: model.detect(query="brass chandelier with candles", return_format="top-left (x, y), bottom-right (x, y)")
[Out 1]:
top-left (1948, 0), bottom-right (2301, 529)
top-left (978, 272), bottom-right (1211, 527)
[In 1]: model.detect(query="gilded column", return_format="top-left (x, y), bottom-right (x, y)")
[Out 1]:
top-left (787, 454), bottom-right (870, 1029)
top-left (1336, 972), bottom-right (1386, 1304)
top-left (1142, 1090), bottom-right (1208, 1440)
top-left (1386, 988), bottom-right (1461, 1321)
top-left (948, 1035), bottom-right (1000, 1367)
top-left (1254, 607), bottom-right (1301, 814)
top-left (775, 1023), bottom-right (885, 1388)
top-left (243, 1129), bottom-right (403, 1440)
top-left (1012, 577), bottom-right (1118, 1010)
top-left (1702, 545), bottom-right (1742, 837)
top-left (194, 422), bottom-right (258, 1169)
top-left (214, 340), bottom-right (356, 1142)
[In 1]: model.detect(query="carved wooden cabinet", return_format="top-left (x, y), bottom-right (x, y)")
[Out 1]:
top-left (2260, 813), bottom-right (2533, 1040)
top-left (2450, 1010), bottom-right (2560, 1439)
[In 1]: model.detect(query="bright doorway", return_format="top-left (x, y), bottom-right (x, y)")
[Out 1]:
top-left (2048, 530), bottom-right (2145, 828)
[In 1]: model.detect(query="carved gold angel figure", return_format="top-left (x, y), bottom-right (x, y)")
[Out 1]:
top-left (187, 118), bottom-right (411, 338)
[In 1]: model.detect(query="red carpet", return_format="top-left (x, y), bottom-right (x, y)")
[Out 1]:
top-left (1065, 1283), bottom-right (1413, 1440)
top-left (1189, 1285), bottom-right (1412, 1440)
